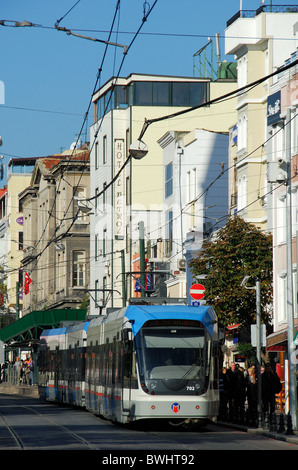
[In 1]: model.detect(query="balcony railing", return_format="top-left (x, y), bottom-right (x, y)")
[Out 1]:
top-left (227, 5), bottom-right (298, 27)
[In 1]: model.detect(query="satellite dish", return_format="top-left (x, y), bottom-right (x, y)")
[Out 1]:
top-left (70, 139), bottom-right (81, 150)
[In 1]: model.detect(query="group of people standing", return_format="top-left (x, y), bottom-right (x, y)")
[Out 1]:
top-left (219, 362), bottom-right (282, 426)
top-left (1, 356), bottom-right (35, 386)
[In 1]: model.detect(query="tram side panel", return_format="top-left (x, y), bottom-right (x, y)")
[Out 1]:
top-left (39, 328), bottom-right (68, 402)
top-left (64, 322), bottom-right (89, 407)
top-left (85, 317), bottom-right (105, 415)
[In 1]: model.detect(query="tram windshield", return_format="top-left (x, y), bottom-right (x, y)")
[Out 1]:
top-left (136, 323), bottom-right (212, 395)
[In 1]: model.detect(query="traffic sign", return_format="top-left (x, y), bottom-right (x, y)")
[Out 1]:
top-left (189, 283), bottom-right (205, 300)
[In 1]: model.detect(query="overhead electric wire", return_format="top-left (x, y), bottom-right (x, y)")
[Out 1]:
top-left (19, 0), bottom-right (123, 271)
top-left (137, 57), bottom-right (298, 142)
top-left (85, 56), bottom-right (298, 207)
top-left (22, 0), bottom-right (158, 271)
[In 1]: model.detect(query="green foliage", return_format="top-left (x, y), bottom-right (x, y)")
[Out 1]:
top-left (189, 216), bottom-right (273, 331)
top-left (236, 342), bottom-right (256, 366)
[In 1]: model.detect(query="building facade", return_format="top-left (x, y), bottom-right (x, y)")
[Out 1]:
top-left (5, 158), bottom-right (37, 316)
top-left (157, 128), bottom-right (229, 301)
top-left (19, 148), bottom-right (90, 315)
top-left (225, 5), bottom-right (298, 229)
top-left (266, 52), bottom-right (298, 370)
top-left (89, 73), bottom-right (237, 314)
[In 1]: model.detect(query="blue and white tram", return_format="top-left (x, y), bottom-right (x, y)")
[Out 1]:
top-left (39, 321), bottom-right (89, 406)
top-left (39, 304), bottom-right (221, 427)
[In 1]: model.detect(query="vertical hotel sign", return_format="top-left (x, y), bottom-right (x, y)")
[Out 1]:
top-left (114, 139), bottom-right (125, 238)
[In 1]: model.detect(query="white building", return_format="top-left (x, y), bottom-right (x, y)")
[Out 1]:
top-left (89, 73), bottom-right (237, 314)
top-left (225, 5), bottom-right (298, 229)
top-left (158, 129), bottom-right (229, 301)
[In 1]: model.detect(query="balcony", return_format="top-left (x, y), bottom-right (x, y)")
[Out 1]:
top-left (227, 5), bottom-right (298, 27)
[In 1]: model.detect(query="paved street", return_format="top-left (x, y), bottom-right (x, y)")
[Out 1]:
top-left (0, 393), bottom-right (297, 456)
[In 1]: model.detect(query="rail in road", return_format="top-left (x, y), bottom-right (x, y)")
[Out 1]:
top-left (0, 394), bottom-right (298, 455)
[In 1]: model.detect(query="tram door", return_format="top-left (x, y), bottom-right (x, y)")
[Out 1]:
top-left (121, 329), bottom-right (133, 413)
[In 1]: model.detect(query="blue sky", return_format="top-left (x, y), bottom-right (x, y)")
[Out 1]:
top-left (0, 0), bottom-right (297, 176)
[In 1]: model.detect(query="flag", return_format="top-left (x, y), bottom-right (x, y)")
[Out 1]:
top-left (24, 272), bottom-right (32, 295)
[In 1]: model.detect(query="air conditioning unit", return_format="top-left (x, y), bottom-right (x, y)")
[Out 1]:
top-left (177, 258), bottom-right (186, 271)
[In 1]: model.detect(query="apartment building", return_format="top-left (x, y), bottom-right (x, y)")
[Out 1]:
top-left (264, 52), bottom-right (298, 409)
top-left (89, 73), bottom-right (237, 314)
top-left (157, 128), bottom-right (229, 302)
top-left (19, 148), bottom-right (90, 315)
top-left (225, 5), bottom-right (298, 229)
top-left (5, 158), bottom-right (37, 316)
top-left (224, 5), bottom-right (298, 421)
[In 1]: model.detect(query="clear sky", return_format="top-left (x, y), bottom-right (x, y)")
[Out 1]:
top-left (0, 0), bottom-right (297, 178)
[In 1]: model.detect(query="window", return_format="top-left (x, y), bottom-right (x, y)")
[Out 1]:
top-left (277, 273), bottom-right (287, 323)
top-left (237, 175), bottom-right (247, 211)
top-left (95, 279), bottom-right (99, 304)
top-left (238, 115), bottom-right (247, 150)
top-left (73, 187), bottom-right (86, 220)
top-left (95, 141), bottom-right (99, 170)
top-left (238, 55), bottom-right (247, 89)
top-left (153, 82), bottom-right (169, 105)
top-left (126, 176), bottom-right (131, 206)
top-left (126, 128), bottom-right (130, 157)
top-left (95, 234), bottom-right (100, 261)
top-left (103, 135), bottom-right (107, 164)
top-left (103, 182), bottom-right (107, 210)
top-left (103, 229), bottom-right (107, 257)
top-left (95, 187), bottom-right (99, 215)
top-left (132, 81), bottom-right (207, 107)
top-left (166, 209), bottom-right (173, 254)
top-left (96, 81), bottom-right (208, 118)
top-left (103, 276), bottom-right (107, 304)
top-left (73, 251), bottom-right (85, 287)
top-left (18, 231), bottom-right (23, 250)
top-left (276, 195), bottom-right (286, 245)
top-left (134, 82), bottom-right (153, 105)
top-left (113, 85), bottom-right (128, 109)
top-left (165, 162), bottom-right (173, 198)
top-left (172, 82), bottom-right (189, 106)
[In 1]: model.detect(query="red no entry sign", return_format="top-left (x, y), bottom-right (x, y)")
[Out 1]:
top-left (189, 283), bottom-right (205, 300)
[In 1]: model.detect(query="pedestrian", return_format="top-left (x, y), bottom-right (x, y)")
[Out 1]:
top-left (261, 363), bottom-right (280, 417)
top-left (28, 357), bottom-right (35, 386)
top-left (226, 362), bottom-right (245, 423)
top-left (14, 357), bottom-right (22, 385)
top-left (24, 357), bottom-right (30, 385)
top-left (219, 367), bottom-right (229, 420)
top-left (245, 366), bottom-right (258, 426)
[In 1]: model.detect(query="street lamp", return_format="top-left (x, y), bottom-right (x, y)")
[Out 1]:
top-left (129, 140), bottom-right (148, 160)
top-left (241, 275), bottom-right (262, 428)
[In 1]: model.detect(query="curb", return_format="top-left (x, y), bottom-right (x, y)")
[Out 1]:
top-left (0, 383), bottom-right (45, 400)
top-left (218, 420), bottom-right (298, 446)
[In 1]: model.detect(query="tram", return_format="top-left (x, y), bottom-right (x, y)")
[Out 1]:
top-left (38, 304), bottom-right (222, 427)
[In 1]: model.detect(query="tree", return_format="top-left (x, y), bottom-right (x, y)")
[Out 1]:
top-left (189, 216), bottom-right (273, 332)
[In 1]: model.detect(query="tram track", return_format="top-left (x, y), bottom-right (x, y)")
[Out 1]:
top-left (22, 404), bottom-right (101, 450)
top-left (0, 398), bottom-right (99, 450)
top-left (0, 412), bottom-right (24, 449)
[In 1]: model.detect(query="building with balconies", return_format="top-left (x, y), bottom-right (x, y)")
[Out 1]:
top-left (19, 147), bottom-right (90, 315)
top-left (225, 4), bottom-right (298, 229)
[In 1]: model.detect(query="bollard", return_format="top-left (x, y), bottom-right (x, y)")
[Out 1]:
top-left (286, 412), bottom-right (294, 435)
top-left (264, 412), bottom-right (270, 430)
top-left (278, 413), bottom-right (285, 433)
top-left (270, 413), bottom-right (277, 432)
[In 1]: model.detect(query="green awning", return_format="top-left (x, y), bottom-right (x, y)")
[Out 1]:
top-left (0, 309), bottom-right (87, 347)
